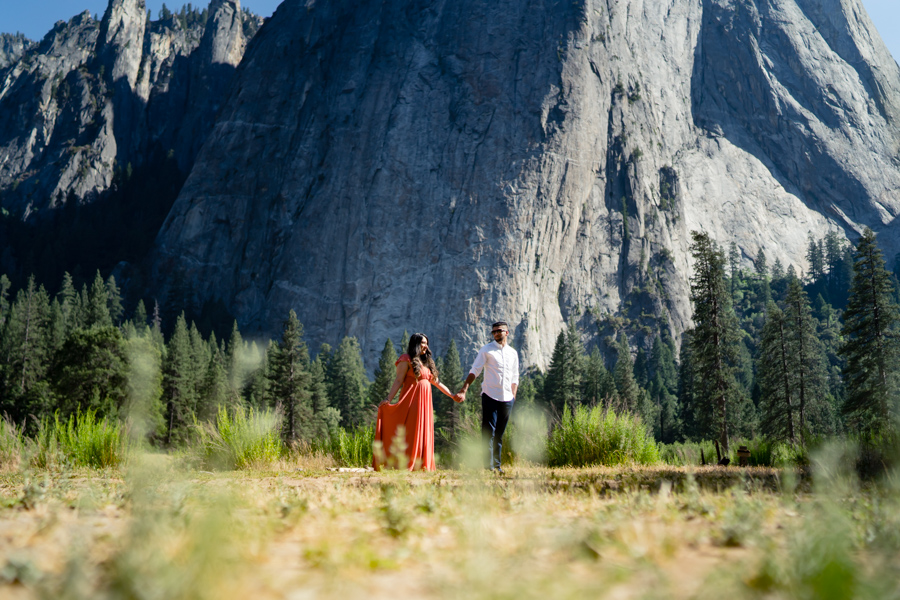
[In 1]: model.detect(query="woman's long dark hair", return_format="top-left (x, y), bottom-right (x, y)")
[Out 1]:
top-left (407, 333), bottom-right (439, 382)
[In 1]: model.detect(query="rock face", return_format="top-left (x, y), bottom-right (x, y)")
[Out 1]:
top-left (150, 0), bottom-right (900, 368)
top-left (0, 0), bottom-right (262, 218)
top-left (0, 33), bottom-right (33, 70)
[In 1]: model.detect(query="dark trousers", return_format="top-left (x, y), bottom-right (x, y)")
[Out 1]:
top-left (482, 393), bottom-right (514, 470)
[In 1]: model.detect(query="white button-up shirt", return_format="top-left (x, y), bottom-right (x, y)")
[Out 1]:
top-left (469, 341), bottom-right (520, 402)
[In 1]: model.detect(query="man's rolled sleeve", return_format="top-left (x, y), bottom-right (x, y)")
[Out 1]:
top-left (470, 347), bottom-right (486, 377)
top-left (511, 353), bottom-right (520, 386)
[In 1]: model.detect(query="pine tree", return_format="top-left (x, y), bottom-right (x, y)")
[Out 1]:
top-left (755, 249), bottom-right (772, 307)
top-left (162, 313), bottom-right (198, 445)
top-left (152, 300), bottom-right (162, 333)
top-left (613, 333), bottom-right (642, 413)
top-left (83, 271), bottom-right (112, 328)
top-left (633, 347), bottom-right (650, 389)
top-left (689, 231), bottom-right (747, 451)
top-left (840, 228), bottom-right (900, 434)
top-left (650, 333), bottom-right (678, 396)
top-left (784, 277), bottom-right (834, 438)
top-left (729, 242), bottom-right (741, 305)
top-left (328, 337), bottom-right (369, 427)
top-left (267, 311), bottom-right (311, 442)
top-left (399, 330), bottom-right (410, 355)
top-left (106, 275), bottom-right (124, 325)
top-left (308, 356), bottom-right (339, 440)
top-left (0, 275), bottom-right (11, 328)
top-left (771, 258), bottom-right (785, 281)
top-left (189, 323), bottom-right (209, 402)
top-left (0, 277), bottom-right (53, 422)
top-left (48, 299), bottom-right (67, 353)
top-left (57, 272), bottom-right (78, 332)
top-left (197, 334), bottom-right (230, 421)
top-left (245, 341), bottom-right (271, 410)
top-left (440, 339), bottom-right (464, 393)
top-left (51, 326), bottom-right (129, 419)
top-left (543, 322), bottom-right (583, 416)
top-left (134, 299), bottom-right (149, 329)
top-left (807, 234), bottom-right (826, 284)
top-left (758, 304), bottom-right (798, 444)
top-left (433, 339), bottom-right (463, 437)
top-left (771, 258), bottom-right (787, 301)
top-left (368, 338), bottom-right (398, 408)
top-left (581, 346), bottom-right (616, 406)
top-left (649, 333), bottom-right (680, 442)
top-left (678, 329), bottom-right (699, 440)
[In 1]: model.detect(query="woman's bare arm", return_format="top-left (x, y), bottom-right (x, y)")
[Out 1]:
top-left (432, 380), bottom-right (457, 400)
top-left (381, 361), bottom-right (408, 406)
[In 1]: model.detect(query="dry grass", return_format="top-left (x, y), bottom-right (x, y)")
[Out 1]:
top-left (0, 456), bottom-right (897, 599)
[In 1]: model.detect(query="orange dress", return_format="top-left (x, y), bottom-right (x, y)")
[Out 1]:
top-left (373, 354), bottom-right (436, 471)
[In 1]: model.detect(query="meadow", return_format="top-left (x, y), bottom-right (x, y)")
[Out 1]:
top-left (0, 417), bottom-right (898, 600)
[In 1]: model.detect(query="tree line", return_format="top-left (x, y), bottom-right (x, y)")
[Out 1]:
top-left (537, 228), bottom-right (899, 451)
top-left (2, 226), bottom-right (898, 450)
top-left (0, 271), bottom-right (474, 447)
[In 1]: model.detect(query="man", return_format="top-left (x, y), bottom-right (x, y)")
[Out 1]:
top-left (455, 321), bottom-right (519, 473)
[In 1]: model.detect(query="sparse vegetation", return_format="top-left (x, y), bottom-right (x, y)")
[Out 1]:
top-left (0, 442), bottom-right (897, 599)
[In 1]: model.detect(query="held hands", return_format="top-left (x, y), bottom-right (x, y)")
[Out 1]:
top-left (452, 390), bottom-right (466, 403)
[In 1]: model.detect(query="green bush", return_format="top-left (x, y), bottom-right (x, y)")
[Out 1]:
top-left (308, 425), bottom-right (374, 468)
top-left (196, 406), bottom-right (285, 470)
top-left (31, 410), bottom-right (129, 469)
top-left (547, 405), bottom-right (659, 467)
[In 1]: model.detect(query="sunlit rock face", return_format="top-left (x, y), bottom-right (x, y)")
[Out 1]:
top-left (0, 0), bottom-right (261, 217)
top-left (142, 0), bottom-right (898, 366)
top-left (0, 33), bottom-right (34, 69)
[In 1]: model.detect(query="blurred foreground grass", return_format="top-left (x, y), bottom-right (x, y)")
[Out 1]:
top-left (0, 449), bottom-right (898, 600)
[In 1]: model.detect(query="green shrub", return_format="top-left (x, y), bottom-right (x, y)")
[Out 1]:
top-left (31, 410), bottom-right (129, 469)
top-left (308, 425), bottom-right (374, 468)
top-left (196, 406), bottom-right (284, 470)
top-left (547, 405), bottom-right (659, 467)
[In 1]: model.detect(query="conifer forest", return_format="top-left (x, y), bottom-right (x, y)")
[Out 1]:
top-left (2, 228), bottom-right (898, 463)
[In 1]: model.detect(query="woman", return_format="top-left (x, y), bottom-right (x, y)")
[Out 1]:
top-left (373, 333), bottom-right (460, 471)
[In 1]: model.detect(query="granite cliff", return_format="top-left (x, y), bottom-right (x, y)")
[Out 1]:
top-left (4, 0), bottom-right (900, 369)
top-left (0, 33), bottom-right (34, 70)
top-left (0, 0), bottom-right (261, 218)
top-left (150, 0), bottom-right (900, 367)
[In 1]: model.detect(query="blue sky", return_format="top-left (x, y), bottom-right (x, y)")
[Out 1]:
top-left (3, 1), bottom-right (899, 63)
top-left (2, 1), bottom-right (282, 39)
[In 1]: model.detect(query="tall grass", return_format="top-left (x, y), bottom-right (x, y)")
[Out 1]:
top-left (659, 438), bottom-right (810, 467)
top-left (547, 404), bottom-right (660, 467)
top-left (195, 406), bottom-right (285, 470)
top-left (658, 440), bottom-right (718, 466)
top-left (31, 410), bottom-right (130, 469)
top-left (0, 418), bottom-right (25, 470)
top-left (307, 425), bottom-right (374, 467)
